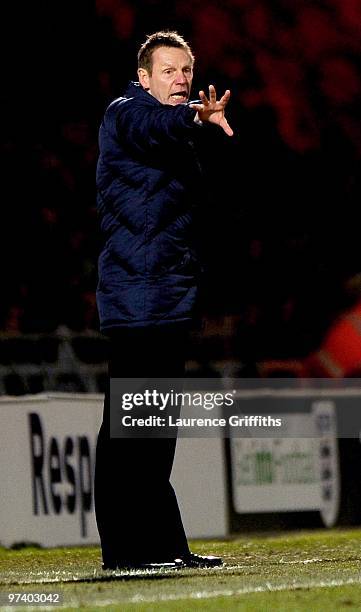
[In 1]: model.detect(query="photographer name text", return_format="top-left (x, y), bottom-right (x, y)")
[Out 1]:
top-left (120, 415), bottom-right (282, 428)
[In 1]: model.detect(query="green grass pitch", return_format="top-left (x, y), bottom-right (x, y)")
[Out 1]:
top-left (1, 529), bottom-right (361, 610)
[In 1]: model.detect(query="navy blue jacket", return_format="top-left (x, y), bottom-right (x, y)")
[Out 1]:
top-left (96, 82), bottom-right (203, 330)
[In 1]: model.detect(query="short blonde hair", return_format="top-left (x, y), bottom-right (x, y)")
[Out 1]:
top-left (137, 31), bottom-right (194, 74)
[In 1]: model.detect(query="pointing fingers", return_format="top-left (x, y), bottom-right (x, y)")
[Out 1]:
top-left (198, 86), bottom-right (231, 108)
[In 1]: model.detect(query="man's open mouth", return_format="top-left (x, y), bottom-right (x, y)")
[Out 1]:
top-left (170, 91), bottom-right (188, 101)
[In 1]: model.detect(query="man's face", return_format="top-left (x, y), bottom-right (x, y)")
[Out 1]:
top-left (138, 46), bottom-right (193, 105)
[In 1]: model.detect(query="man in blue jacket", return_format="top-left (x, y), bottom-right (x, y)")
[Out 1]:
top-left (95, 31), bottom-right (233, 571)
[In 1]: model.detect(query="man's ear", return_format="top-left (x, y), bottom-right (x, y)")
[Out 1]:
top-left (137, 68), bottom-right (150, 90)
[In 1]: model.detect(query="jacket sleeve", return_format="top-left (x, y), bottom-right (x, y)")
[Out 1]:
top-left (107, 97), bottom-right (201, 155)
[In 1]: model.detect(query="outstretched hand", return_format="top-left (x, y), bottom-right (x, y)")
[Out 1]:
top-left (190, 85), bottom-right (233, 137)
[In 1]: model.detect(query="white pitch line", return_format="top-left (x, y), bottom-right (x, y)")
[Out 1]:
top-left (79, 576), bottom-right (361, 606)
top-left (126, 577), bottom-right (361, 604)
top-left (34, 576), bottom-right (361, 609)
top-left (1, 576), bottom-right (361, 610)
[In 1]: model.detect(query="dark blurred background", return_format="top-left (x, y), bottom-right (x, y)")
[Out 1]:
top-left (1, 0), bottom-right (361, 393)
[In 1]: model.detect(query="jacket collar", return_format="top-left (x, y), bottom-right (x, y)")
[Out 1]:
top-left (124, 81), bottom-right (160, 105)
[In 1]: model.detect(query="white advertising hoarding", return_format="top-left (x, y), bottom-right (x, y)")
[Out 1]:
top-left (0, 394), bottom-right (101, 547)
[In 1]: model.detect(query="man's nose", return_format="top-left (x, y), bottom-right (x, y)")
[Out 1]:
top-left (175, 71), bottom-right (187, 84)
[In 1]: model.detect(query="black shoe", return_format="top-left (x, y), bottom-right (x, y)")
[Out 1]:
top-left (102, 558), bottom-right (185, 571)
top-left (177, 552), bottom-right (223, 568)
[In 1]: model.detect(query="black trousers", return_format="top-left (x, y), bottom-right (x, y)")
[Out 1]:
top-left (94, 324), bottom-right (190, 565)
